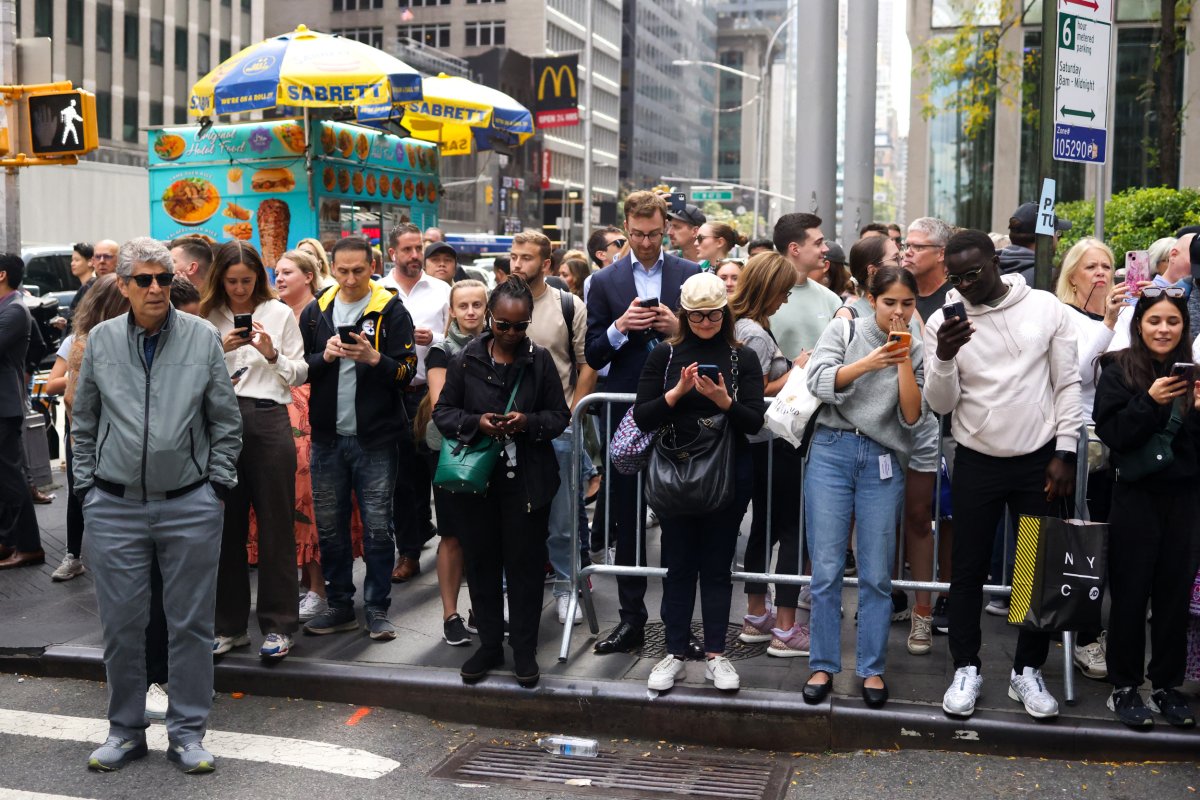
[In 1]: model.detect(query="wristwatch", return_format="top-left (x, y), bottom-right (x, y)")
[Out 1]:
top-left (1054, 449), bottom-right (1077, 464)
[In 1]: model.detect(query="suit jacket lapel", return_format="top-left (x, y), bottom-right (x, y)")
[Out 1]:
top-left (613, 253), bottom-right (638, 305)
top-left (662, 254), bottom-right (683, 311)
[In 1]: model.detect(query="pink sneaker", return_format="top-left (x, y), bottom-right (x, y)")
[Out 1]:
top-left (766, 623), bottom-right (811, 657)
top-left (738, 609), bottom-right (777, 644)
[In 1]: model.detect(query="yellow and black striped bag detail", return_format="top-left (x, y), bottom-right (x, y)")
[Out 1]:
top-left (1007, 516), bottom-right (1042, 626)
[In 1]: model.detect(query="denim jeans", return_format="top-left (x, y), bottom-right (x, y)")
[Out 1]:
top-left (804, 427), bottom-right (905, 678)
top-left (311, 436), bottom-right (398, 613)
top-left (546, 430), bottom-right (576, 598)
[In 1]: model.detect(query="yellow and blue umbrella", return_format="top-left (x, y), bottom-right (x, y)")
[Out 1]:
top-left (189, 25), bottom-right (422, 118)
top-left (395, 74), bottom-right (534, 157)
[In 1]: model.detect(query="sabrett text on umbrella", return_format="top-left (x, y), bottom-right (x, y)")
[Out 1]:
top-left (408, 101), bottom-right (488, 124)
top-left (284, 83), bottom-right (386, 103)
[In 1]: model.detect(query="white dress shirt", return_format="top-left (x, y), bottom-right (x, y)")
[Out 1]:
top-left (380, 268), bottom-right (450, 385)
top-left (208, 299), bottom-right (308, 404)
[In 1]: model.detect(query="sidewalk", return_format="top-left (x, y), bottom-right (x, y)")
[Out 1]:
top-left (2, 470), bottom-right (1196, 761)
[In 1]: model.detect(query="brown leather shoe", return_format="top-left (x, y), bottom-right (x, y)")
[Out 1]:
top-left (391, 555), bottom-right (420, 583)
top-left (0, 550), bottom-right (46, 569)
top-left (30, 486), bottom-right (53, 504)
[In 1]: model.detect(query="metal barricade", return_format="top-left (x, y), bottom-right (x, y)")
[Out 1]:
top-left (559, 395), bottom-right (1097, 705)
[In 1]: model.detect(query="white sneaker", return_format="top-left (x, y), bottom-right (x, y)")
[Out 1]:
top-left (1073, 640), bottom-right (1107, 680)
top-left (144, 683), bottom-right (168, 721)
top-left (647, 655), bottom-right (686, 691)
top-left (556, 594), bottom-right (582, 625)
top-left (704, 655), bottom-right (740, 691)
top-left (212, 632), bottom-right (250, 656)
top-left (797, 586), bottom-right (813, 611)
top-left (942, 666), bottom-right (983, 717)
top-left (1008, 667), bottom-right (1059, 718)
top-left (985, 598), bottom-right (1010, 617)
top-left (51, 554), bottom-right (86, 581)
top-left (298, 591), bottom-right (328, 622)
top-left (907, 612), bottom-right (933, 656)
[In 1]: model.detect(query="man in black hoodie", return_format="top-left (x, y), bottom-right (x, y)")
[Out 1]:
top-left (998, 202), bottom-right (1072, 286)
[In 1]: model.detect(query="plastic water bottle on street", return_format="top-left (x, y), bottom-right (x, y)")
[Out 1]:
top-left (537, 735), bottom-right (599, 757)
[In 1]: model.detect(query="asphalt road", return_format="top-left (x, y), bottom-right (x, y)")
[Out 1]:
top-left (0, 673), bottom-right (1195, 800)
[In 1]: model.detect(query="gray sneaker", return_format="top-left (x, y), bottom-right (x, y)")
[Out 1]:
top-left (88, 735), bottom-right (148, 771)
top-left (365, 608), bottom-right (396, 641)
top-left (167, 741), bottom-right (215, 774)
top-left (303, 605), bottom-right (358, 635)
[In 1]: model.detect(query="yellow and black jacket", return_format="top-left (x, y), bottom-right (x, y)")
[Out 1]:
top-left (300, 281), bottom-right (417, 444)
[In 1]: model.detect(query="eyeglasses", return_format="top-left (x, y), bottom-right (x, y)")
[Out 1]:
top-left (876, 254), bottom-right (903, 268)
top-left (947, 267), bottom-right (986, 287)
top-left (902, 243), bottom-right (943, 254)
top-left (606, 238), bottom-right (627, 250)
top-left (694, 235), bottom-right (712, 244)
top-left (686, 309), bottom-right (726, 323)
top-left (492, 319), bottom-right (531, 332)
top-left (1141, 286), bottom-right (1186, 299)
top-left (627, 229), bottom-right (664, 241)
top-left (127, 273), bottom-right (173, 288)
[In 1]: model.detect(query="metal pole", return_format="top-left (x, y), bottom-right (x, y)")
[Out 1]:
top-left (1094, 162), bottom-right (1105, 240)
top-left (1034, 0), bottom-right (1058, 291)
top-left (752, 9), bottom-right (797, 238)
top-left (842, 0), bottom-right (878, 246)
top-left (0, 0), bottom-right (20, 253)
top-left (581, 0), bottom-right (595, 248)
top-left (794, 0), bottom-right (838, 219)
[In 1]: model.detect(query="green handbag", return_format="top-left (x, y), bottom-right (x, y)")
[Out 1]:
top-left (1113, 400), bottom-right (1183, 483)
top-left (433, 366), bottom-right (525, 494)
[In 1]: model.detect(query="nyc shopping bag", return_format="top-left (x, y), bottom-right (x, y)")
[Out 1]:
top-left (1008, 515), bottom-right (1108, 633)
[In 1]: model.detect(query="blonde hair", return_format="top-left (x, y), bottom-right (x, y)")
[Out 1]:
top-left (446, 279), bottom-right (488, 334)
top-left (1056, 237), bottom-right (1115, 305)
top-left (729, 252), bottom-right (797, 326)
top-left (297, 237), bottom-right (333, 286)
top-left (278, 249), bottom-right (320, 298)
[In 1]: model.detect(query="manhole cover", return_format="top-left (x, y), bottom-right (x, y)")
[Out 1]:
top-left (639, 622), bottom-right (767, 661)
top-left (432, 742), bottom-right (790, 800)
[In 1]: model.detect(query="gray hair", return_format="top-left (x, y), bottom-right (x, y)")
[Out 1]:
top-left (1148, 236), bottom-right (1176, 275)
top-left (117, 237), bottom-right (174, 278)
top-left (907, 217), bottom-right (953, 247)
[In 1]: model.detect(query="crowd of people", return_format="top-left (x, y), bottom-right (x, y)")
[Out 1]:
top-left (1, 193), bottom-right (1199, 774)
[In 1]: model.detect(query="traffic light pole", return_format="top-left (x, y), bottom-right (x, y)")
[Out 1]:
top-left (0, 0), bottom-right (19, 253)
top-left (581, 0), bottom-right (594, 248)
top-left (1034, 0), bottom-right (1057, 292)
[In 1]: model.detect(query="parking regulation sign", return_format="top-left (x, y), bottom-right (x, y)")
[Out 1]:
top-left (1053, 0), bottom-right (1112, 164)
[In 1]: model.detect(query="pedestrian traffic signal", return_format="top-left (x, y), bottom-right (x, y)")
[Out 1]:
top-left (25, 89), bottom-right (98, 157)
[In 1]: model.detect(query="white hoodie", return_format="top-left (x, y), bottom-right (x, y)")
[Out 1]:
top-left (923, 274), bottom-right (1082, 457)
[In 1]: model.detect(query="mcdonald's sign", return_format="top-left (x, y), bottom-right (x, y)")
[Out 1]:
top-left (531, 55), bottom-right (580, 129)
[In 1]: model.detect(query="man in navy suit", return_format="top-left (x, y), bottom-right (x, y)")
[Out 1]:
top-left (585, 191), bottom-right (702, 654)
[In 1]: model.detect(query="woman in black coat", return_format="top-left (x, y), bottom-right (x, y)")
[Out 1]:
top-left (432, 276), bottom-right (570, 688)
top-left (1093, 287), bottom-right (1200, 729)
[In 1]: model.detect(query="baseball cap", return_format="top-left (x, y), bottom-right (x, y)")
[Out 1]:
top-left (679, 272), bottom-right (728, 311)
top-left (1009, 201), bottom-right (1072, 236)
top-left (668, 204), bottom-right (706, 227)
top-left (824, 241), bottom-right (846, 265)
top-left (424, 241), bottom-right (457, 261)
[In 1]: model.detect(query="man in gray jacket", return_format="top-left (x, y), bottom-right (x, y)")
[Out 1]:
top-left (71, 237), bottom-right (242, 774)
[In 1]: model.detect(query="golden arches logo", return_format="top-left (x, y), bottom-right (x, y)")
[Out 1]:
top-left (537, 65), bottom-right (577, 101)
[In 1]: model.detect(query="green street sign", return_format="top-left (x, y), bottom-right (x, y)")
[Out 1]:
top-left (691, 189), bottom-right (733, 202)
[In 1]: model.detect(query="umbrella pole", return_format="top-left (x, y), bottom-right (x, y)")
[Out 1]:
top-left (305, 107), bottom-right (315, 211)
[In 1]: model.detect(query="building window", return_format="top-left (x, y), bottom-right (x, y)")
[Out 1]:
top-left (198, 34), bottom-right (211, 73)
top-left (150, 101), bottom-right (163, 126)
top-left (242, 0), bottom-right (252, 10)
top-left (175, 27), bottom-right (188, 70)
top-left (333, 27), bottom-right (384, 49)
top-left (124, 13), bottom-right (139, 59)
top-left (466, 0), bottom-right (505, 4)
top-left (1018, 31), bottom-right (1084, 205)
top-left (96, 91), bottom-right (112, 139)
top-left (150, 21), bottom-right (165, 65)
top-left (66, 0), bottom-right (84, 44)
top-left (123, 95), bottom-right (139, 142)
top-left (219, 39), bottom-right (231, 61)
top-left (1112, 26), bottom-right (1184, 191)
top-left (335, 0), bottom-right (384, 8)
top-left (464, 20), bottom-right (504, 47)
top-left (398, 23), bottom-right (450, 48)
top-left (97, 5), bottom-right (112, 52)
top-left (34, 0), bottom-right (52, 37)
top-left (401, 0), bottom-right (450, 6)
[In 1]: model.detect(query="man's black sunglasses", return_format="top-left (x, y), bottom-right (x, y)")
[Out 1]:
top-left (128, 273), bottom-right (173, 288)
top-left (492, 320), bottom-right (531, 332)
top-left (606, 238), bottom-right (627, 250)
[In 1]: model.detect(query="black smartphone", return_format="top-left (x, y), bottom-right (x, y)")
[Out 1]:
top-left (337, 324), bottom-right (358, 345)
top-left (697, 364), bottom-right (721, 382)
top-left (669, 192), bottom-right (687, 215)
top-left (942, 301), bottom-right (966, 323)
top-left (639, 297), bottom-right (659, 308)
top-left (233, 313), bottom-right (253, 339)
top-left (230, 366), bottom-right (249, 381)
top-left (1171, 362), bottom-right (1195, 382)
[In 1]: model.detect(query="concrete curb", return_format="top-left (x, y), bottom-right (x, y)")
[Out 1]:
top-left (4, 646), bottom-right (1196, 761)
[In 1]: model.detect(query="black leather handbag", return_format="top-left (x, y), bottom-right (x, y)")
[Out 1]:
top-left (643, 349), bottom-right (739, 517)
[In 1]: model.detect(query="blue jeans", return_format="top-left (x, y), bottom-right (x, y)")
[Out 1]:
top-left (804, 427), bottom-right (905, 678)
top-left (311, 436), bottom-right (398, 613)
top-left (546, 431), bottom-right (576, 598)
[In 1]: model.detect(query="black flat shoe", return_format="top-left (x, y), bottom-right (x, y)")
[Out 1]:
top-left (594, 622), bottom-right (644, 654)
top-left (803, 673), bottom-right (832, 704)
top-left (460, 647), bottom-right (504, 684)
top-left (513, 651), bottom-right (540, 688)
top-left (862, 679), bottom-right (888, 708)
top-left (686, 634), bottom-right (705, 661)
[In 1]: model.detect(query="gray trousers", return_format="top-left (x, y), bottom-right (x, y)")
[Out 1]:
top-left (83, 482), bottom-right (222, 745)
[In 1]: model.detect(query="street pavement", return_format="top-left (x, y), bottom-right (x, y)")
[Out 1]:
top-left (2, 469), bottom-right (1198, 766)
top-left (0, 675), bottom-right (1197, 800)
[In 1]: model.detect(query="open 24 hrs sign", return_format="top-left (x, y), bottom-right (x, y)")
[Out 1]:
top-left (1053, 0), bottom-right (1112, 164)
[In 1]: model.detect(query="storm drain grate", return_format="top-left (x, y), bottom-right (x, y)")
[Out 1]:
top-left (640, 622), bottom-right (768, 661)
top-left (432, 742), bottom-right (791, 800)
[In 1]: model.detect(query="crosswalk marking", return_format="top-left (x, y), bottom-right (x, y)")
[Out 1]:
top-left (0, 709), bottom-right (400, 779)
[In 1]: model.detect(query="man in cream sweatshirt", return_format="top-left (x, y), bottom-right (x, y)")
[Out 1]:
top-left (923, 230), bottom-right (1082, 720)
